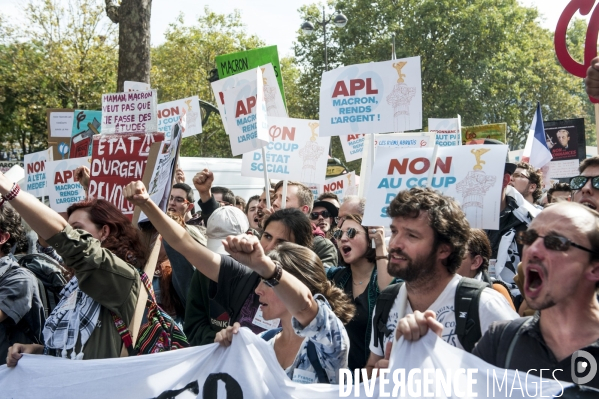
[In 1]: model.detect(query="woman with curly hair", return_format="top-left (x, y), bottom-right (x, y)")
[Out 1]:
top-left (5, 179), bottom-right (146, 365)
top-left (215, 240), bottom-right (355, 384)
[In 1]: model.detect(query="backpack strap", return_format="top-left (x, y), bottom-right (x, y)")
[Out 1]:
top-left (496, 316), bottom-right (533, 368)
top-left (307, 340), bottom-right (329, 383)
top-left (261, 327), bottom-right (283, 341)
top-left (454, 277), bottom-right (488, 353)
top-left (372, 282), bottom-right (403, 349)
top-left (35, 276), bottom-right (50, 318)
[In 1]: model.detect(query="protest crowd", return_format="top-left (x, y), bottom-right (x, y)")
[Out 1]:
top-left (1, 47), bottom-right (599, 399)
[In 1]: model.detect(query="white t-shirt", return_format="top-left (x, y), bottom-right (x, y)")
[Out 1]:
top-left (369, 274), bottom-right (519, 357)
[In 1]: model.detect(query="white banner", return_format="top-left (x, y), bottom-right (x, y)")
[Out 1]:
top-left (24, 149), bottom-right (51, 197)
top-left (362, 145), bottom-right (508, 229)
top-left (0, 329), bottom-right (569, 399)
top-left (241, 117), bottom-right (330, 184)
top-left (320, 171), bottom-right (358, 202)
top-left (123, 81), bottom-right (151, 92)
top-left (212, 63), bottom-right (286, 135)
top-left (101, 90), bottom-right (158, 134)
top-left (319, 57), bottom-right (422, 137)
top-left (46, 157), bottom-right (89, 212)
top-left (340, 133), bottom-right (433, 162)
top-left (429, 118), bottom-right (461, 147)
top-left (158, 96), bottom-right (202, 140)
top-left (222, 68), bottom-right (270, 156)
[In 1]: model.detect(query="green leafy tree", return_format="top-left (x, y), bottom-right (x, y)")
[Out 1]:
top-left (151, 8), bottom-right (264, 158)
top-left (294, 0), bottom-right (590, 163)
top-left (0, 0), bottom-right (117, 157)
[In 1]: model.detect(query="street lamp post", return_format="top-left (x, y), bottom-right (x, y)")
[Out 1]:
top-left (301, 7), bottom-right (348, 72)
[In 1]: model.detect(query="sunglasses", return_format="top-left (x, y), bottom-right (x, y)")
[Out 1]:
top-left (310, 210), bottom-right (331, 220)
top-left (169, 195), bottom-right (190, 204)
top-left (570, 175), bottom-right (599, 190)
top-left (516, 229), bottom-right (598, 255)
top-left (333, 227), bottom-right (361, 240)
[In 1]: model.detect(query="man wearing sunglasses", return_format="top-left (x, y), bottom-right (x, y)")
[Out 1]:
top-left (470, 202), bottom-right (599, 388)
top-left (571, 157), bottom-right (599, 211)
top-left (310, 200), bottom-right (338, 240)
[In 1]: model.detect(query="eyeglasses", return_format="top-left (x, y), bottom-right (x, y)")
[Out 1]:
top-left (570, 175), bottom-right (599, 190)
top-left (310, 210), bottom-right (331, 220)
top-left (333, 227), bottom-right (361, 240)
top-left (512, 173), bottom-right (530, 180)
top-left (169, 195), bottom-right (190, 204)
top-left (516, 229), bottom-right (598, 255)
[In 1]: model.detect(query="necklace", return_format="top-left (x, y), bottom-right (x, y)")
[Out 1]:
top-left (353, 280), bottom-right (364, 285)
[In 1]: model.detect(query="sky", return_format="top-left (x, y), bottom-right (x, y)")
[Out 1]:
top-left (0, 0), bottom-right (594, 58)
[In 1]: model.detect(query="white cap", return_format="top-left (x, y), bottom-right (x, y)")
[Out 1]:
top-left (206, 206), bottom-right (249, 255)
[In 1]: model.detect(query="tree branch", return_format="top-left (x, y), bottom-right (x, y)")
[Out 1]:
top-left (105, 0), bottom-right (120, 24)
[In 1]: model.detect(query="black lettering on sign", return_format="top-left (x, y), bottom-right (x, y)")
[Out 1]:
top-left (220, 57), bottom-right (249, 75)
top-left (203, 373), bottom-right (244, 399)
top-left (152, 380), bottom-right (199, 399)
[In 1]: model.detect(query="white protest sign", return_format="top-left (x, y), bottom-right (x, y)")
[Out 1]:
top-left (49, 112), bottom-right (74, 138)
top-left (241, 117), bottom-right (330, 183)
top-left (340, 132), bottom-right (433, 162)
top-left (46, 157), bottom-right (88, 212)
top-left (123, 81), bottom-right (150, 92)
top-left (222, 68), bottom-right (269, 156)
top-left (101, 90), bottom-right (158, 134)
top-left (24, 150), bottom-right (51, 197)
top-left (319, 57), bottom-right (422, 137)
top-left (212, 63), bottom-right (286, 135)
top-left (0, 328), bottom-right (570, 399)
top-left (158, 96), bottom-right (202, 140)
top-left (319, 171), bottom-right (358, 202)
top-left (429, 118), bottom-right (461, 147)
top-left (363, 145), bottom-right (507, 229)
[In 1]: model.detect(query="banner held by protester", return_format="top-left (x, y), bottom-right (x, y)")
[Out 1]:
top-left (100, 90), bottom-right (158, 134)
top-left (46, 157), bottom-right (88, 212)
top-left (24, 149), bottom-right (51, 198)
top-left (362, 145), bottom-right (507, 229)
top-left (319, 57), bottom-right (422, 137)
top-left (241, 117), bottom-right (330, 184)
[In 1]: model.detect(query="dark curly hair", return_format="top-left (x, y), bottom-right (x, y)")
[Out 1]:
top-left (0, 204), bottom-right (25, 255)
top-left (516, 162), bottom-right (543, 202)
top-left (466, 229), bottom-right (491, 272)
top-left (67, 199), bottom-right (147, 268)
top-left (547, 182), bottom-right (571, 203)
top-left (387, 187), bottom-right (470, 274)
top-left (339, 214), bottom-right (376, 264)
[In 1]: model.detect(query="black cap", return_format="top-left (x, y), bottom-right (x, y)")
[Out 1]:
top-left (312, 200), bottom-right (339, 218)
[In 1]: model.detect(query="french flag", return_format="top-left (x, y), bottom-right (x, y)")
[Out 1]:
top-left (522, 102), bottom-right (552, 168)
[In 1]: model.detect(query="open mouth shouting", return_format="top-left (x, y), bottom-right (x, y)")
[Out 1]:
top-left (524, 264), bottom-right (546, 298)
top-left (579, 198), bottom-right (597, 210)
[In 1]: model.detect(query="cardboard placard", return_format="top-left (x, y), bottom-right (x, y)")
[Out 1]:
top-left (462, 123), bottom-right (507, 144)
top-left (24, 149), bottom-right (52, 197)
top-left (70, 110), bottom-right (102, 158)
top-left (88, 133), bottom-right (164, 219)
top-left (101, 90), bottom-right (158, 134)
top-left (429, 118), bottom-right (461, 147)
top-left (319, 57), bottom-right (422, 136)
top-left (241, 117), bottom-right (330, 184)
top-left (158, 96), bottom-right (202, 139)
top-left (544, 118), bottom-right (586, 178)
top-left (222, 68), bottom-right (269, 156)
top-left (362, 145), bottom-right (508, 229)
top-left (340, 132), bottom-right (433, 162)
top-left (319, 171), bottom-right (359, 202)
top-left (46, 157), bottom-right (89, 212)
top-left (47, 108), bottom-right (75, 160)
top-left (215, 45), bottom-right (286, 106)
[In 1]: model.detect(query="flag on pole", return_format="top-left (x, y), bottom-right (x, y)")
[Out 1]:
top-left (522, 102), bottom-right (552, 168)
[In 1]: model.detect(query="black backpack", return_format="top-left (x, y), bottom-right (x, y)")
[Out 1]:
top-left (16, 253), bottom-right (67, 318)
top-left (372, 277), bottom-right (488, 353)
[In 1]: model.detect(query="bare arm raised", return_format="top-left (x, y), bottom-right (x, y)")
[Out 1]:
top-left (123, 181), bottom-right (221, 282)
top-left (223, 234), bottom-right (319, 327)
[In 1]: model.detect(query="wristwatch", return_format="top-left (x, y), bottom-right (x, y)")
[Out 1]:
top-left (262, 260), bottom-right (283, 287)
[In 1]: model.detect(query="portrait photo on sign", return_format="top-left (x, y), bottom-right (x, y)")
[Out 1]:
top-left (546, 125), bottom-right (578, 161)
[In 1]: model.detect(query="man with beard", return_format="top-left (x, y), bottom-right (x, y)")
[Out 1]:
top-left (365, 188), bottom-right (518, 374)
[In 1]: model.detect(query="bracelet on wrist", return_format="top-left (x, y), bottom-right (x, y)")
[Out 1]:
top-left (262, 260), bottom-right (283, 287)
top-left (0, 182), bottom-right (20, 208)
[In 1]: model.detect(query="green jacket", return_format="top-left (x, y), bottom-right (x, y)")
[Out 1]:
top-left (46, 225), bottom-right (140, 360)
